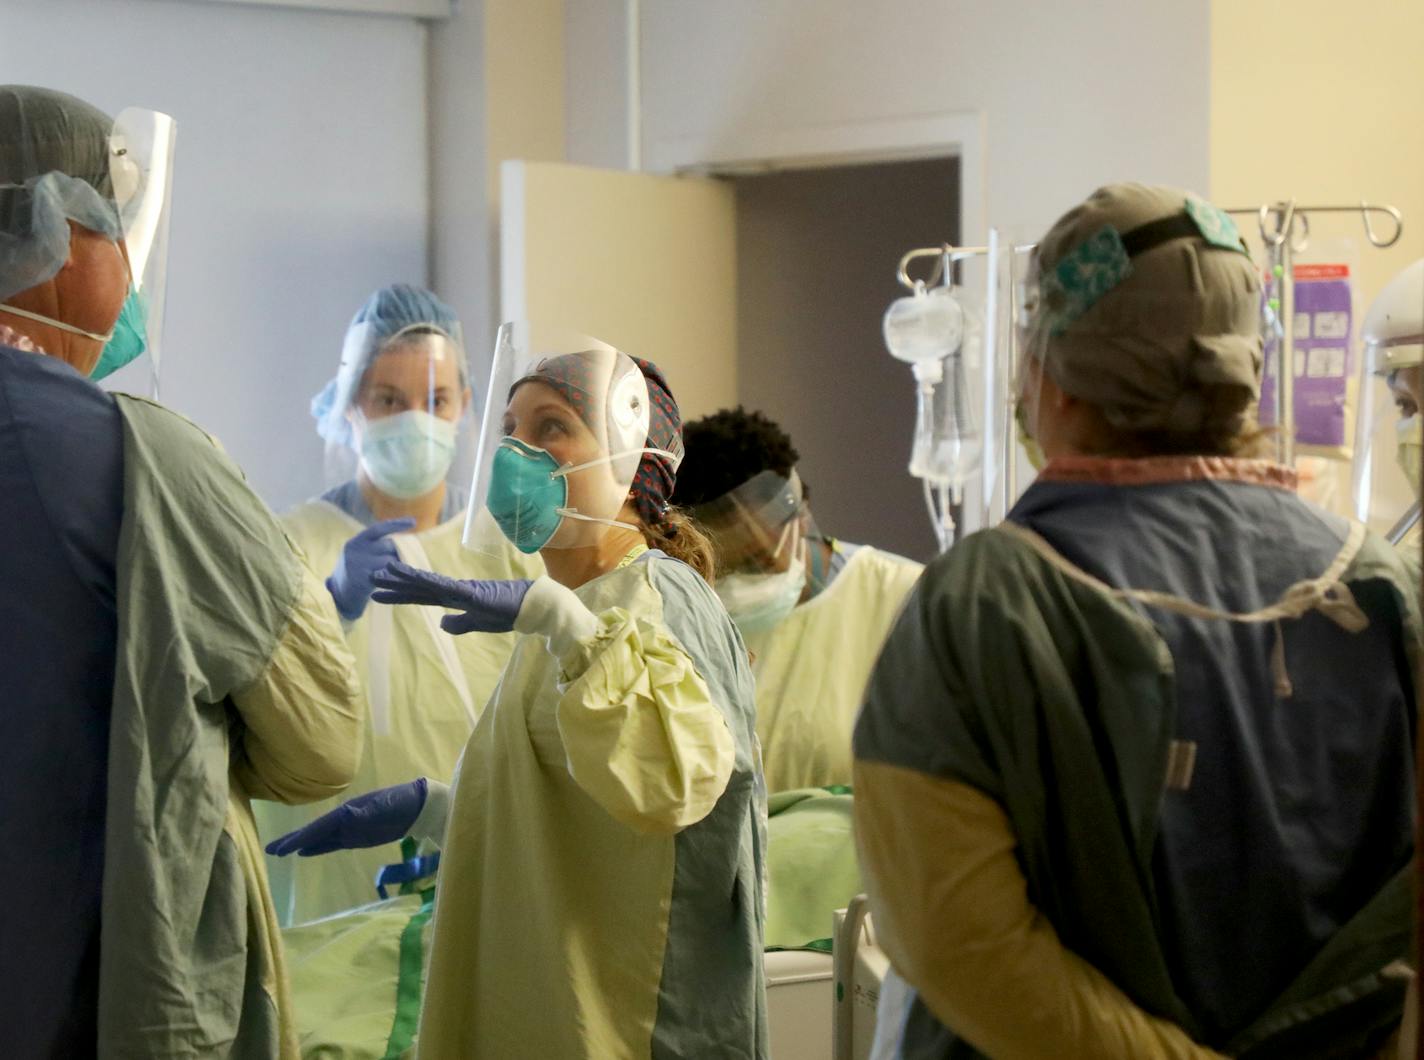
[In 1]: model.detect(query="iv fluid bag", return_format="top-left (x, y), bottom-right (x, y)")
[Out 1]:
top-left (883, 286), bottom-right (965, 370)
top-left (908, 290), bottom-right (983, 490)
top-left (912, 355), bottom-right (983, 488)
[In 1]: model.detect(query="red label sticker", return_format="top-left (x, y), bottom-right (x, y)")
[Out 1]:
top-left (1294, 263), bottom-right (1350, 281)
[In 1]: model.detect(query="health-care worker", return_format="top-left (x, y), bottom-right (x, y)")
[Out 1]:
top-left (673, 406), bottom-right (922, 791)
top-left (854, 184), bottom-right (1419, 1059)
top-left (1355, 257), bottom-right (1424, 556)
top-left (0, 85), bottom-right (363, 1057)
top-left (270, 326), bottom-right (768, 1059)
top-left (254, 284), bottom-right (539, 924)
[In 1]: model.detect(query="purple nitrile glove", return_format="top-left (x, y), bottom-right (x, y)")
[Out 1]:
top-left (265, 778), bottom-right (429, 857)
top-left (327, 517), bottom-right (417, 621)
top-left (370, 561), bottom-right (533, 635)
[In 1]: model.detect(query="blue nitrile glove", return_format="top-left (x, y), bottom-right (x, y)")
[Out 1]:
top-left (371, 561), bottom-right (533, 635)
top-left (327, 517), bottom-right (417, 621)
top-left (265, 778), bottom-right (429, 857)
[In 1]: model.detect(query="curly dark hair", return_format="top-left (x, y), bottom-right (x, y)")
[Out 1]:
top-left (671, 406), bottom-right (801, 508)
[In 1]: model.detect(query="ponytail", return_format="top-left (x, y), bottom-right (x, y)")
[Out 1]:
top-left (643, 507), bottom-right (717, 584)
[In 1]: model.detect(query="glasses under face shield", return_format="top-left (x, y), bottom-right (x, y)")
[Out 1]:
top-left (692, 470), bottom-right (811, 577)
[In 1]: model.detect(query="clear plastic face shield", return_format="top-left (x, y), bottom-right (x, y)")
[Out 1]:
top-left (98, 108), bottom-right (175, 394)
top-left (463, 322), bottom-right (679, 556)
top-left (1012, 258), bottom-right (1051, 472)
top-left (693, 469), bottom-right (811, 576)
top-left (316, 320), bottom-right (475, 508)
top-left (1351, 258), bottom-right (1424, 542)
top-left (693, 469), bottom-right (812, 636)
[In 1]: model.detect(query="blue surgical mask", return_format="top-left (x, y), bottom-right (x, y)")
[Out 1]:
top-left (89, 287), bottom-right (148, 381)
top-left (359, 410), bottom-right (458, 500)
top-left (487, 437), bottom-right (568, 554)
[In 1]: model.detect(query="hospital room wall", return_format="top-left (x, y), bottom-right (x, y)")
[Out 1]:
top-left (632, 1), bottom-right (1213, 238)
top-left (1, 0), bottom-right (430, 512)
top-left (433, 0), bottom-right (566, 391)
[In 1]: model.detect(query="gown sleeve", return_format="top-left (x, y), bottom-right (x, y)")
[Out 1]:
top-left (231, 561), bottom-right (364, 804)
top-left (515, 570), bottom-right (737, 836)
top-left (854, 759), bottom-right (1225, 1060)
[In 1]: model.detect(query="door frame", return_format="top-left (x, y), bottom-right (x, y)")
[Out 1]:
top-left (645, 110), bottom-right (985, 247)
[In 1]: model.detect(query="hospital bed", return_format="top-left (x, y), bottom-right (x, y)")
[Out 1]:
top-left (282, 787), bottom-right (879, 1059)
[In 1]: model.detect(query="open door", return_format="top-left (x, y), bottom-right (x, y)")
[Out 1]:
top-left (501, 160), bottom-right (738, 419)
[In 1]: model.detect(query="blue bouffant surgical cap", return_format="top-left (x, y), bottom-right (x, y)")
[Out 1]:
top-left (311, 283), bottom-right (472, 447)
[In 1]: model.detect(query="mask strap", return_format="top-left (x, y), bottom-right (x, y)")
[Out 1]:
top-left (0, 303), bottom-right (114, 343)
top-left (553, 447), bottom-right (682, 479)
top-left (555, 507), bottom-right (642, 533)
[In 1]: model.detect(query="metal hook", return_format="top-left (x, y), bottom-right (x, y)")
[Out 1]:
top-left (896, 243), bottom-right (996, 291)
top-left (897, 247), bottom-right (946, 291)
top-left (1234, 200), bottom-right (1404, 252)
top-left (1360, 202), bottom-right (1404, 248)
top-left (1258, 201), bottom-right (1297, 248)
top-left (1291, 212), bottom-right (1311, 254)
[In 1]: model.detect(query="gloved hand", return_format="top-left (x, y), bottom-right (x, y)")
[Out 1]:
top-left (327, 517), bottom-right (416, 621)
top-left (265, 779), bottom-right (429, 857)
top-left (371, 561), bottom-right (533, 635)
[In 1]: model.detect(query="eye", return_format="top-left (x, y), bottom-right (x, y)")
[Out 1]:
top-left (372, 394), bottom-right (393, 411)
top-left (539, 417), bottom-right (570, 440)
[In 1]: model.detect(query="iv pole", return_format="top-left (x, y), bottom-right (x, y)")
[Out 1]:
top-left (1220, 200), bottom-right (1404, 466)
top-left (892, 202), bottom-right (1405, 549)
top-left (892, 238), bottom-right (1034, 545)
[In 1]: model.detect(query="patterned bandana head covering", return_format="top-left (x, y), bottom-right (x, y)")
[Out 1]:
top-left (628, 356), bottom-right (683, 527)
top-left (516, 351), bottom-right (684, 527)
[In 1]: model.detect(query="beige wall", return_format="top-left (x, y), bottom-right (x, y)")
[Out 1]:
top-left (429, 0), bottom-right (567, 379)
top-left (502, 161), bottom-right (738, 420)
top-left (485, 0), bottom-right (567, 198)
top-left (1211, 0), bottom-right (1424, 301)
top-left (484, 0), bottom-right (567, 353)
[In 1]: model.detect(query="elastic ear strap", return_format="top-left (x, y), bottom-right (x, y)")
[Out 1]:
top-left (554, 447), bottom-right (682, 478)
top-left (0, 302), bottom-right (114, 343)
top-left (555, 508), bottom-right (641, 533)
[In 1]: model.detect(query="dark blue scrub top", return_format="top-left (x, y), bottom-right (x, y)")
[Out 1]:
top-left (0, 344), bottom-right (122, 1058)
top-left (1012, 474), bottom-right (1415, 1044)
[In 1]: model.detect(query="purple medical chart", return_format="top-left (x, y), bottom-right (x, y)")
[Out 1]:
top-left (1258, 264), bottom-right (1352, 447)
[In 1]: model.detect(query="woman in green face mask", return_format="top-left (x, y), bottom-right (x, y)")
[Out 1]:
top-left (252, 285), bottom-right (543, 928)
